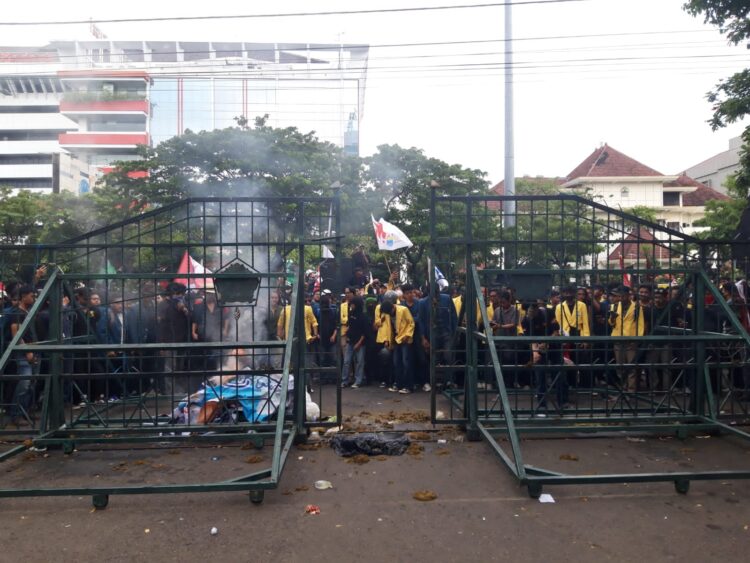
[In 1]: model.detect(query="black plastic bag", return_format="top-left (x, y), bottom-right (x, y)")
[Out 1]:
top-left (331, 432), bottom-right (410, 457)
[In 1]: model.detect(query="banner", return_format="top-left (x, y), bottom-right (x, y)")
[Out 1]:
top-left (174, 251), bottom-right (214, 289)
top-left (371, 214), bottom-right (413, 251)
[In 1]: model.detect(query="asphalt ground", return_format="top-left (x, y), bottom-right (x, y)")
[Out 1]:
top-left (1, 385), bottom-right (750, 562)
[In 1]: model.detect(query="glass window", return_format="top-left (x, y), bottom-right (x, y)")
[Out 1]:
top-left (620, 186), bottom-right (629, 198)
top-left (663, 192), bottom-right (680, 206)
top-left (215, 79), bottom-right (243, 129)
top-left (183, 79), bottom-right (213, 133)
top-left (150, 79), bottom-right (178, 146)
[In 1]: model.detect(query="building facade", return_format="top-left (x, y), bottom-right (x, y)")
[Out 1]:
top-left (0, 40), bottom-right (369, 194)
top-left (561, 144), bottom-right (728, 236)
top-left (685, 136), bottom-right (741, 194)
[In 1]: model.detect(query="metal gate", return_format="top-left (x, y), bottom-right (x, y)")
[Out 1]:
top-left (428, 189), bottom-right (750, 497)
top-left (0, 195), bottom-right (342, 507)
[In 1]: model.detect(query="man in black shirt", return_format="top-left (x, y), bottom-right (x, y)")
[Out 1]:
top-left (157, 282), bottom-right (191, 396)
top-left (6, 285), bottom-right (37, 425)
top-left (342, 296), bottom-right (367, 388)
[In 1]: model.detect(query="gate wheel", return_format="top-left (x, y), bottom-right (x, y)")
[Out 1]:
top-left (527, 482), bottom-right (543, 499)
top-left (92, 494), bottom-right (109, 509)
top-left (674, 480), bottom-right (690, 494)
top-left (249, 490), bottom-right (265, 505)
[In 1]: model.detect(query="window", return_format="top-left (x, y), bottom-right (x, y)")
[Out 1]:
top-left (667, 221), bottom-right (680, 231)
top-left (663, 192), bottom-right (680, 206)
top-left (620, 186), bottom-right (629, 198)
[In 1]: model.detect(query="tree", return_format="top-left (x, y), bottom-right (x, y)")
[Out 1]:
top-left (95, 116), bottom-right (363, 228)
top-left (502, 179), bottom-right (605, 269)
top-left (684, 2), bottom-right (750, 195)
top-left (363, 144), bottom-right (491, 283)
top-left (694, 175), bottom-right (748, 238)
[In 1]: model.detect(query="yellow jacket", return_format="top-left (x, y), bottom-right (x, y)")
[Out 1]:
top-left (555, 301), bottom-right (590, 337)
top-left (609, 301), bottom-right (646, 337)
top-left (374, 303), bottom-right (415, 345)
top-left (340, 301), bottom-right (349, 337)
top-left (278, 304), bottom-right (318, 343)
top-left (453, 296), bottom-right (492, 327)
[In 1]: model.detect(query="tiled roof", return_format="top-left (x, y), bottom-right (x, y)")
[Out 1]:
top-left (565, 144), bottom-right (663, 181)
top-left (608, 227), bottom-right (672, 261)
top-left (665, 174), bottom-right (731, 206)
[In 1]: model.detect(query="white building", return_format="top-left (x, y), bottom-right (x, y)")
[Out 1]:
top-left (560, 144), bottom-right (728, 235)
top-left (685, 136), bottom-right (741, 194)
top-left (0, 40), bottom-right (369, 194)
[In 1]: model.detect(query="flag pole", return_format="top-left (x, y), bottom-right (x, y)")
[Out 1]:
top-left (383, 254), bottom-right (392, 276)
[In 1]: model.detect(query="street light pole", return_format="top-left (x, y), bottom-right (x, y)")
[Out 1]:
top-left (504, 1), bottom-right (515, 228)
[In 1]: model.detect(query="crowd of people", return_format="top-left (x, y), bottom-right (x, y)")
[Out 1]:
top-left (2, 259), bottom-right (750, 426)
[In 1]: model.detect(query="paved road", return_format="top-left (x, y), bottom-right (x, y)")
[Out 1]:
top-left (1, 386), bottom-right (749, 562)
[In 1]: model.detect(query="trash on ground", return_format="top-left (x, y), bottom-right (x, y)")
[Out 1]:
top-left (305, 504), bottom-right (321, 515)
top-left (314, 480), bottom-right (333, 490)
top-left (539, 494), bottom-right (556, 503)
top-left (435, 449), bottom-right (450, 456)
top-left (413, 490), bottom-right (438, 501)
top-left (346, 454), bottom-right (370, 465)
top-left (324, 426), bottom-right (341, 437)
top-left (210, 527), bottom-right (218, 535)
top-left (626, 437), bottom-right (646, 443)
top-left (559, 453), bottom-right (579, 461)
top-left (331, 432), bottom-right (410, 457)
top-left (406, 442), bottom-right (424, 456)
top-left (408, 431), bottom-right (431, 441)
top-left (437, 439), bottom-right (447, 444)
top-left (246, 455), bottom-right (263, 464)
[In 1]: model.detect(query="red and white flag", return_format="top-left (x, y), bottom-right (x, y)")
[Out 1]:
top-left (174, 251), bottom-right (214, 289)
top-left (371, 215), bottom-right (413, 251)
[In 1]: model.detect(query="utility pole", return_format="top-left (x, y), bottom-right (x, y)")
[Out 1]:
top-left (504, 1), bottom-right (515, 228)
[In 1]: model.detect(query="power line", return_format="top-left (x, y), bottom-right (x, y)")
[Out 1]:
top-left (0, 0), bottom-right (589, 26)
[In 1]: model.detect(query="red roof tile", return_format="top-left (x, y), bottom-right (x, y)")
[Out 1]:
top-left (565, 144), bottom-right (663, 182)
top-left (665, 174), bottom-right (731, 206)
top-left (608, 227), bottom-right (672, 261)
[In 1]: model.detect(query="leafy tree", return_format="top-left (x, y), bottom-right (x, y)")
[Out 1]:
top-left (684, 1), bottom-right (750, 195)
top-left (694, 175), bottom-right (748, 238)
top-left (502, 179), bottom-right (605, 269)
top-left (363, 144), bottom-right (491, 283)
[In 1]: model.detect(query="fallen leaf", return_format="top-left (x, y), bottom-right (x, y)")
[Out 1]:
top-left (246, 455), bottom-right (263, 464)
top-left (559, 453), bottom-right (579, 462)
top-left (413, 490), bottom-right (438, 501)
top-left (346, 454), bottom-right (370, 465)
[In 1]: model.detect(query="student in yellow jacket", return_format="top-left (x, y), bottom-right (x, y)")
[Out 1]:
top-left (608, 285), bottom-right (645, 392)
top-left (277, 303), bottom-right (319, 343)
top-left (379, 300), bottom-right (415, 394)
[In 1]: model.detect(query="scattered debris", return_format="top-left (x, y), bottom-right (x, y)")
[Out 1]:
top-left (144, 529), bottom-right (150, 534)
top-left (559, 453), bottom-right (579, 462)
top-left (436, 410), bottom-right (446, 420)
top-left (210, 456), bottom-right (220, 461)
top-left (437, 439), bottom-right (447, 444)
top-left (168, 449), bottom-right (181, 455)
top-left (626, 437), bottom-right (646, 443)
top-left (305, 504), bottom-right (321, 515)
top-left (210, 527), bottom-right (218, 536)
top-left (112, 462), bottom-right (128, 472)
top-left (295, 485), bottom-right (309, 492)
top-left (406, 443), bottom-right (424, 457)
top-left (346, 454), bottom-right (370, 465)
top-left (435, 449), bottom-right (450, 456)
top-left (246, 455), bottom-right (263, 464)
top-left (332, 433), bottom-right (410, 457)
top-left (539, 494), bottom-right (556, 504)
top-left (413, 490), bottom-right (438, 501)
top-left (297, 443), bottom-right (322, 451)
top-left (314, 480), bottom-right (333, 490)
top-left (375, 455), bottom-right (388, 461)
top-left (407, 432), bottom-right (431, 441)
top-left (133, 460), bottom-right (147, 466)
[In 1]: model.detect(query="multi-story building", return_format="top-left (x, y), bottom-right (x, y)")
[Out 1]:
top-left (560, 144), bottom-right (728, 236)
top-left (685, 135), bottom-right (742, 194)
top-left (0, 40), bottom-right (369, 194)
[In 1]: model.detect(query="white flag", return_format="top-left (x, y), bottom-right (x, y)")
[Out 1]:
top-left (371, 215), bottom-right (413, 251)
top-left (322, 245), bottom-right (334, 259)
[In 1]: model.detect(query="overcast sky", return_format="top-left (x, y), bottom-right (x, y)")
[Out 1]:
top-left (1, 0), bottom-right (748, 186)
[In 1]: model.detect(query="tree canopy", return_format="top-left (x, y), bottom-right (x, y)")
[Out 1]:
top-left (684, 1), bottom-right (750, 196)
